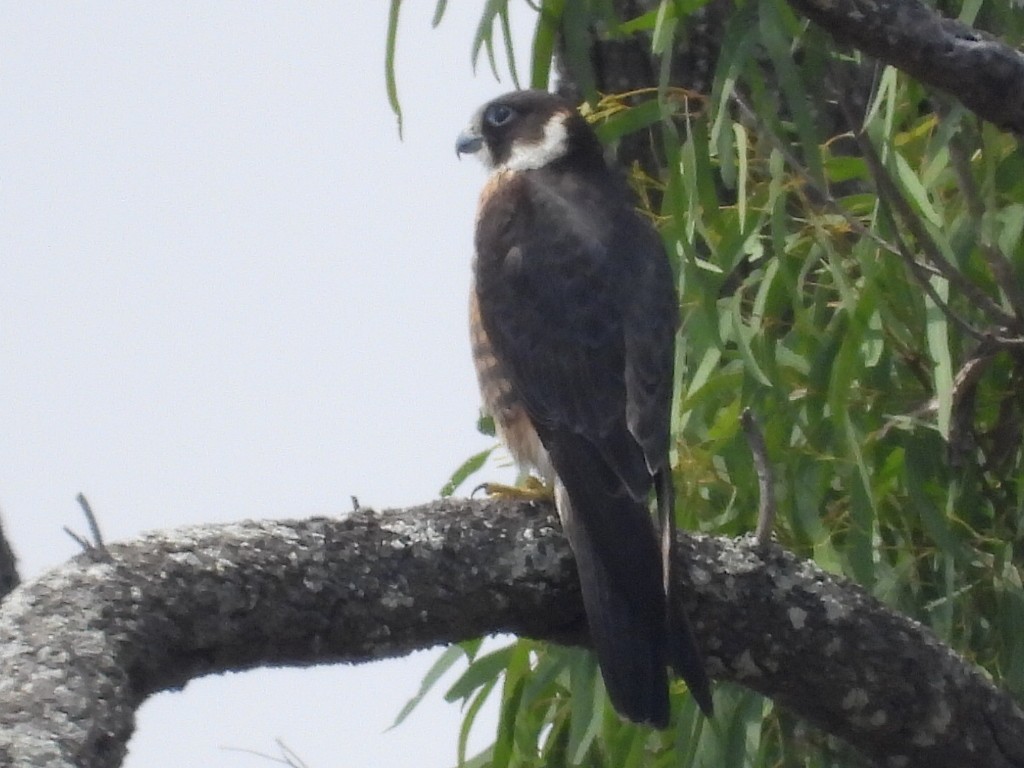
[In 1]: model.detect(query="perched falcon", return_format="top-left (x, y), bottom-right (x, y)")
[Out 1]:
top-left (457, 89), bottom-right (712, 727)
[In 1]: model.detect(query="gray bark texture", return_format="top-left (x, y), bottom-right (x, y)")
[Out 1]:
top-left (564, 0), bottom-right (1024, 151)
top-left (787, 0), bottom-right (1024, 134)
top-left (1, 499), bottom-right (1022, 768)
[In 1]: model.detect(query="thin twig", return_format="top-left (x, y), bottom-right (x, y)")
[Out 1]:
top-left (884, 214), bottom-right (1005, 344)
top-left (948, 347), bottom-right (997, 468)
top-left (221, 739), bottom-right (308, 767)
top-left (741, 409), bottom-right (776, 545)
top-left (62, 528), bottom-right (92, 551)
top-left (64, 493), bottom-right (108, 555)
top-left (946, 127), bottom-right (985, 220)
top-left (836, 97), bottom-right (1020, 332)
top-left (946, 129), bottom-right (1024, 326)
top-left (76, 493), bottom-right (104, 548)
top-left (981, 243), bottom-right (1024, 329)
top-left (872, 181), bottom-right (1024, 348)
top-left (729, 90), bottom-right (904, 260)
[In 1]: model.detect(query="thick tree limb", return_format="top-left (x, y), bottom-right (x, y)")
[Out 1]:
top-left (0, 500), bottom-right (1021, 768)
top-left (786, 0), bottom-right (1024, 135)
top-left (586, 0), bottom-right (1024, 140)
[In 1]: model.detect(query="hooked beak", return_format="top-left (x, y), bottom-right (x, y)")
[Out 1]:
top-left (455, 129), bottom-right (483, 158)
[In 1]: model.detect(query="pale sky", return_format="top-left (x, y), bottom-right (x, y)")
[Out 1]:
top-left (1, 3), bottom-right (535, 765)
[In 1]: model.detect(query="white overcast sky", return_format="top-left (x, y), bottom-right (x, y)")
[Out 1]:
top-left (1, 3), bottom-right (535, 766)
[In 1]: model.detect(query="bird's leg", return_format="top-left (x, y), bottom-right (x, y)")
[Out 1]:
top-left (474, 474), bottom-right (554, 502)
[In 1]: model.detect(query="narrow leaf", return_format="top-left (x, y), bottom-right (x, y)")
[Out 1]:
top-left (445, 645), bottom-right (515, 703)
top-left (562, 0), bottom-right (597, 100)
top-left (924, 277), bottom-right (953, 439)
top-left (385, 0), bottom-right (404, 137)
top-left (457, 678), bottom-right (499, 766)
top-left (432, 0), bottom-right (448, 27)
top-left (498, 6), bottom-right (521, 89)
top-left (440, 447), bottom-right (495, 497)
top-left (391, 645), bottom-right (466, 728)
top-left (567, 651), bottom-right (602, 763)
top-left (593, 99), bottom-right (665, 144)
top-left (471, 0), bottom-right (504, 80)
top-left (530, 0), bottom-right (564, 89)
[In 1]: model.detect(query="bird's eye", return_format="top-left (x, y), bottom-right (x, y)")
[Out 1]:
top-left (484, 103), bottom-right (515, 127)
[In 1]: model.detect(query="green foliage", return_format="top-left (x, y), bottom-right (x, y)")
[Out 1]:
top-left (440, 447), bottom-right (495, 498)
top-left (396, 1), bottom-right (1024, 765)
top-left (385, 0), bottom-right (523, 135)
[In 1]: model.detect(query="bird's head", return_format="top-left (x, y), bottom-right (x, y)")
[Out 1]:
top-left (455, 90), bottom-right (600, 172)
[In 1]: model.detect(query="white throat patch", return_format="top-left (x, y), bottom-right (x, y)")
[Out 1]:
top-left (501, 114), bottom-right (569, 172)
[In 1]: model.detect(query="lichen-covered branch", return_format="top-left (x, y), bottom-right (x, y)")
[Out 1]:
top-left (0, 500), bottom-right (1021, 767)
top-left (681, 533), bottom-right (1024, 768)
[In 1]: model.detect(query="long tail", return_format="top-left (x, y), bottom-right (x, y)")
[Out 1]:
top-left (656, 469), bottom-right (714, 716)
top-left (550, 438), bottom-right (671, 727)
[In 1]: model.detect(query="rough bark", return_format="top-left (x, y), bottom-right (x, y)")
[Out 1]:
top-left (566, 0), bottom-right (1024, 142)
top-left (787, 0), bottom-right (1024, 134)
top-left (0, 500), bottom-right (1021, 768)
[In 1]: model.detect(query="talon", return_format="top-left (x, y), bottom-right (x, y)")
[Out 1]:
top-left (475, 478), bottom-right (554, 502)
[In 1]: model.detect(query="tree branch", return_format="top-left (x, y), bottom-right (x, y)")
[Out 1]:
top-left (585, 1), bottom-right (1024, 141)
top-left (0, 500), bottom-right (1021, 768)
top-left (786, 0), bottom-right (1024, 134)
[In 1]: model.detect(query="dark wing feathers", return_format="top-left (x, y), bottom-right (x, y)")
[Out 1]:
top-left (474, 161), bottom-right (711, 723)
top-left (475, 167), bottom-right (662, 486)
top-left (624, 233), bottom-right (678, 473)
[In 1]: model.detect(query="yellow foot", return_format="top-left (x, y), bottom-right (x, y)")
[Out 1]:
top-left (474, 475), bottom-right (554, 502)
